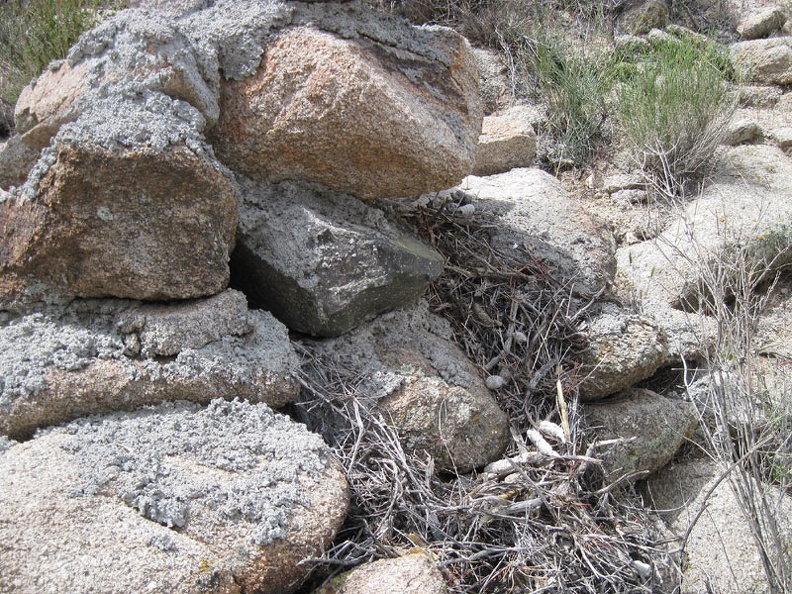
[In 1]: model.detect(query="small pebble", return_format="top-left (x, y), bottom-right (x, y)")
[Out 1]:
top-left (456, 203), bottom-right (476, 216)
top-left (485, 375), bottom-right (505, 390)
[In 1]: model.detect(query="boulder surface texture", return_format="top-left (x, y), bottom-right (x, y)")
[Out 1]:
top-left (233, 177), bottom-right (444, 336)
top-left (0, 399), bottom-right (349, 594)
top-left (3, 0), bottom-right (482, 309)
top-left (0, 290), bottom-right (300, 440)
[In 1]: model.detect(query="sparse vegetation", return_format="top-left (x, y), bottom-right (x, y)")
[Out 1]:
top-left (614, 34), bottom-right (735, 197)
top-left (658, 208), bottom-right (792, 593)
top-left (0, 0), bottom-right (105, 106)
top-left (691, 249), bottom-right (792, 593)
top-left (527, 33), bottom-right (613, 166)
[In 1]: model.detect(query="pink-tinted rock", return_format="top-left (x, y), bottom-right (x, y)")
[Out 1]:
top-left (212, 25), bottom-right (482, 200)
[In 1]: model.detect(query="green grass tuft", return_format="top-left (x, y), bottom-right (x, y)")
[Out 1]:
top-left (0, 0), bottom-right (105, 106)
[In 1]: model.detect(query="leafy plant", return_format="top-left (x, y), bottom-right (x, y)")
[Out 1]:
top-left (614, 34), bottom-right (735, 198)
top-left (0, 0), bottom-right (104, 105)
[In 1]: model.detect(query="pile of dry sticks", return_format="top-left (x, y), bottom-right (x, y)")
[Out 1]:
top-left (295, 196), bottom-right (678, 593)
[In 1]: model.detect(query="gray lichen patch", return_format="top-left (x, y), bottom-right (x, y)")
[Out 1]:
top-left (0, 307), bottom-right (127, 411)
top-left (0, 292), bottom-right (300, 437)
top-left (59, 399), bottom-right (330, 545)
top-left (57, 92), bottom-right (211, 154)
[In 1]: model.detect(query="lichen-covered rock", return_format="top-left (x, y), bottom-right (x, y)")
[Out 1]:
top-left (212, 23), bottom-right (481, 200)
top-left (583, 388), bottom-right (698, 482)
top-left (0, 291), bottom-right (300, 439)
top-left (443, 168), bottom-right (616, 296)
top-left (1, 98), bottom-right (238, 308)
top-left (304, 301), bottom-right (510, 472)
top-left (232, 176), bottom-right (444, 337)
top-left (473, 105), bottom-right (537, 176)
top-left (0, 399), bottom-right (349, 594)
top-left (316, 553), bottom-right (448, 594)
top-left (14, 8), bottom-right (228, 149)
top-left (737, 7), bottom-right (787, 40)
top-left (578, 304), bottom-right (668, 401)
top-left (731, 37), bottom-right (792, 85)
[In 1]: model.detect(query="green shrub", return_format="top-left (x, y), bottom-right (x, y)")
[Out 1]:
top-left (528, 33), bottom-right (613, 166)
top-left (614, 35), bottom-right (734, 197)
top-left (0, 0), bottom-right (104, 105)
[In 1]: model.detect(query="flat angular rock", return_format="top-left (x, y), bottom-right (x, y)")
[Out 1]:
top-left (731, 37), bottom-right (792, 85)
top-left (583, 388), bottom-right (698, 482)
top-left (0, 290), bottom-right (300, 439)
top-left (1, 97), bottom-right (238, 308)
top-left (578, 304), bottom-right (668, 401)
top-left (303, 301), bottom-right (510, 472)
top-left (232, 177), bottom-right (444, 337)
top-left (446, 168), bottom-right (616, 296)
top-left (0, 399), bottom-right (349, 594)
top-left (212, 23), bottom-right (482, 200)
top-left (316, 553), bottom-right (448, 594)
top-left (473, 105), bottom-right (537, 176)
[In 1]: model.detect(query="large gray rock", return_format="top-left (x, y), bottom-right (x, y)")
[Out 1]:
top-left (646, 457), bottom-right (792, 594)
top-left (316, 553), bottom-right (448, 594)
top-left (1, 95), bottom-right (238, 309)
top-left (578, 304), bottom-right (668, 401)
top-left (0, 399), bottom-right (349, 594)
top-left (232, 176), bottom-right (444, 337)
top-left (583, 388), bottom-right (698, 482)
top-left (305, 301), bottom-right (510, 472)
top-left (0, 290), bottom-right (300, 439)
top-left (212, 22), bottom-right (482, 200)
top-left (731, 37), bottom-right (792, 85)
top-left (442, 168), bottom-right (616, 296)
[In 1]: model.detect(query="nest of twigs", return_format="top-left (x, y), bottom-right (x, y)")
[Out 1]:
top-left (294, 195), bottom-right (678, 593)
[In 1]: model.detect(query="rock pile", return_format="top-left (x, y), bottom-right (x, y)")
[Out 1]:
top-left (0, 1), bottom-right (485, 592)
top-left (3, 0), bottom-right (792, 593)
